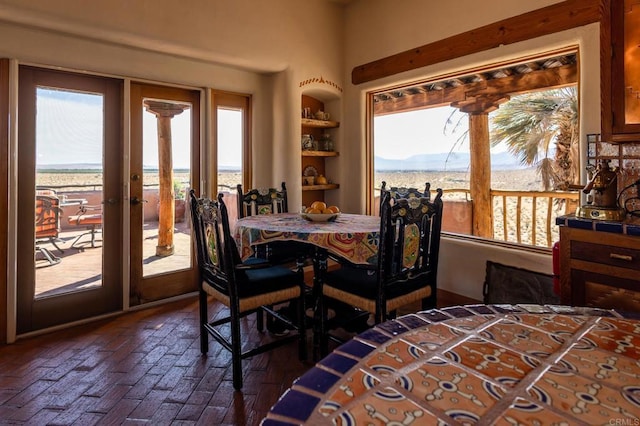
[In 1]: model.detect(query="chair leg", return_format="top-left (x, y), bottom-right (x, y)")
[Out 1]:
top-left (230, 305), bottom-right (243, 390)
top-left (256, 307), bottom-right (264, 332)
top-left (314, 293), bottom-right (330, 360)
top-left (422, 287), bottom-right (437, 310)
top-left (70, 225), bottom-right (102, 250)
top-left (199, 290), bottom-right (209, 354)
top-left (35, 246), bottom-right (61, 267)
top-left (49, 237), bottom-right (64, 254)
top-left (297, 292), bottom-right (307, 361)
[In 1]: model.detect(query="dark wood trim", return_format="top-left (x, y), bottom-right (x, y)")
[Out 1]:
top-left (0, 59), bottom-right (8, 344)
top-left (352, 0), bottom-right (602, 85)
top-left (600, 0), bottom-right (613, 141)
top-left (17, 66), bottom-right (124, 333)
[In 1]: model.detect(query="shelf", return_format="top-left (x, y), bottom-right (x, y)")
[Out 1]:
top-left (301, 150), bottom-right (339, 157)
top-left (301, 118), bottom-right (340, 128)
top-left (302, 184), bottom-right (339, 191)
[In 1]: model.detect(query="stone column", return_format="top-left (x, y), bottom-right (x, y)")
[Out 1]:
top-left (143, 100), bottom-right (189, 257)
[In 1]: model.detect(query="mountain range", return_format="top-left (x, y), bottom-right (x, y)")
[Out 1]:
top-left (38, 151), bottom-right (526, 172)
top-left (374, 151), bottom-right (526, 171)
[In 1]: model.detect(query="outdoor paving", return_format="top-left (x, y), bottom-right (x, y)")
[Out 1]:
top-left (35, 220), bottom-right (192, 298)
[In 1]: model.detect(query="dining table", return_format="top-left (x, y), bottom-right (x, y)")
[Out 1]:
top-left (233, 212), bottom-right (382, 270)
top-left (261, 304), bottom-right (640, 425)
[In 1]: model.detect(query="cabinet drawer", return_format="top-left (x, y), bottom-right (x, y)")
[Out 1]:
top-left (571, 241), bottom-right (640, 271)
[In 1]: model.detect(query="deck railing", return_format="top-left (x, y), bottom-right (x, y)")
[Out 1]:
top-left (44, 183), bottom-right (579, 248)
top-left (374, 187), bottom-right (580, 248)
top-left (438, 188), bottom-right (579, 247)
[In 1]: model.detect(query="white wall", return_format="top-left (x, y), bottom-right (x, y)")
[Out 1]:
top-left (341, 0), bottom-right (601, 300)
top-left (0, 0), bottom-right (346, 196)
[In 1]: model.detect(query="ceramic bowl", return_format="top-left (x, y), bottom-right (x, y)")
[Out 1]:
top-left (300, 212), bottom-right (339, 222)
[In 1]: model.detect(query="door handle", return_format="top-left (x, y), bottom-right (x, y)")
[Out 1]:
top-left (130, 196), bottom-right (148, 205)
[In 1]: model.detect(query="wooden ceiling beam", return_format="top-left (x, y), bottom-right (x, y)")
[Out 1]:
top-left (352, 0), bottom-right (601, 85)
top-left (374, 62), bottom-right (577, 115)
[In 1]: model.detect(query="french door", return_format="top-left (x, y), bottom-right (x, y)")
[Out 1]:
top-left (17, 66), bottom-right (123, 333)
top-left (129, 83), bottom-right (200, 304)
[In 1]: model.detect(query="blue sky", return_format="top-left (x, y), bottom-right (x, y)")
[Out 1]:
top-left (36, 88), bottom-right (193, 169)
top-left (374, 106), bottom-right (508, 160)
top-left (36, 89), bottom-right (509, 170)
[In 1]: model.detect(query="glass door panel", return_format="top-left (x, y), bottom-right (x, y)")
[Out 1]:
top-left (17, 66), bottom-right (123, 333)
top-left (34, 88), bottom-right (105, 297)
top-left (141, 105), bottom-right (192, 277)
top-left (129, 83), bottom-right (199, 304)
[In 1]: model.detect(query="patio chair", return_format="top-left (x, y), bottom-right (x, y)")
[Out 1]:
top-left (67, 204), bottom-right (102, 250)
top-left (35, 194), bottom-right (64, 267)
top-left (189, 190), bottom-right (307, 389)
top-left (317, 187), bottom-right (443, 356)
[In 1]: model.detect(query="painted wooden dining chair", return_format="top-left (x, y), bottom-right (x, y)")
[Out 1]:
top-left (236, 181), bottom-right (311, 269)
top-left (236, 182), bottom-right (289, 217)
top-left (379, 180), bottom-right (431, 213)
top-left (317, 187), bottom-right (443, 355)
top-left (236, 182), bottom-right (312, 334)
top-left (189, 190), bottom-right (307, 389)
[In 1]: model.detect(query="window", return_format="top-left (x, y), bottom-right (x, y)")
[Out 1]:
top-left (211, 91), bottom-right (251, 229)
top-left (371, 51), bottom-right (580, 248)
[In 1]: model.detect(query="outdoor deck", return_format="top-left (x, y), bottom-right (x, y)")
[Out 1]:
top-left (35, 220), bottom-right (193, 298)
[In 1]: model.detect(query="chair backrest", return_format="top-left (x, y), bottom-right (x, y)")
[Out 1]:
top-left (380, 181), bottom-right (431, 204)
top-left (378, 186), bottom-right (443, 287)
top-left (190, 190), bottom-right (241, 295)
top-left (35, 195), bottom-right (61, 239)
top-left (236, 182), bottom-right (288, 218)
top-left (379, 181), bottom-right (431, 216)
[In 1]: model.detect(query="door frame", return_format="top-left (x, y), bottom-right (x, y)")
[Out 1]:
top-left (129, 82), bottom-right (201, 305)
top-left (16, 65), bottom-right (124, 333)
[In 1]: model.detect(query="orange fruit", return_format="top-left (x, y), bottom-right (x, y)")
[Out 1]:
top-left (311, 201), bottom-right (327, 211)
top-left (322, 208), bottom-right (333, 214)
top-left (327, 205), bottom-right (340, 213)
top-left (307, 208), bottom-right (321, 214)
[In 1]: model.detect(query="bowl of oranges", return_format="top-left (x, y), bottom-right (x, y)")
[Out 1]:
top-left (301, 201), bottom-right (340, 222)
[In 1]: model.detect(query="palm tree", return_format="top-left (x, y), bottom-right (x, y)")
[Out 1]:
top-left (490, 87), bottom-right (579, 191)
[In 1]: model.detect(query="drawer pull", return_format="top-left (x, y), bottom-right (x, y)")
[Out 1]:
top-left (610, 253), bottom-right (633, 262)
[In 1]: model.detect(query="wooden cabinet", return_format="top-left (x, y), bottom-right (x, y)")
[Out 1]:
top-left (301, 95), bottom-right (340, 207)
top-left (559, 226), bottom-right (640, 312)
top-left (601, 0), bottom-right (640, 142)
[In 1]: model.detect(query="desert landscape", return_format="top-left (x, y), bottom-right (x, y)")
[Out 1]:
top-left (37, 167), bottom-right (572, 248)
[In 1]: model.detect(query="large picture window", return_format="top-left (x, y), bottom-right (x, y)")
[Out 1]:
top-left (371, 50), bottom-right (581, 248)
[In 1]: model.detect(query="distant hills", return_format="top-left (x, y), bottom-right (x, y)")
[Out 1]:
top-left (38, 152), bottom-right (526, 173)
top-left (374, 151), bottom-right (526, 171)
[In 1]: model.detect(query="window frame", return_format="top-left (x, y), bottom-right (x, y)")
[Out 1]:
top-left (367, 49), bottom-right (581, 250)
top-left (211, 90), bottom-right (252, 195)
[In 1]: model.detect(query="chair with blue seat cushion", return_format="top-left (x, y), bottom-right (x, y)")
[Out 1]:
top-left (189, 190), bottom-right (307, 390)
top-left (317, 186), bottom-right (443, 355)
